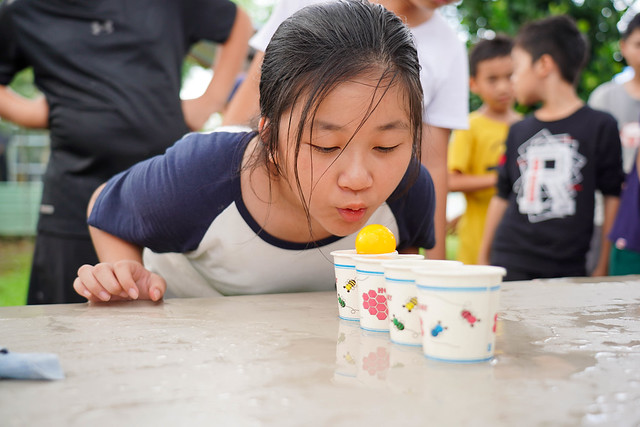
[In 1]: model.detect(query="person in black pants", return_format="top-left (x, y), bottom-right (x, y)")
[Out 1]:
top-left (0, 0), bottom-right (252, 304)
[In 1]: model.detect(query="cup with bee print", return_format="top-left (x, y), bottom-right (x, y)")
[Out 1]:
top-left (383, 259), bottom-right (462, 346)
top-left (354, 254), bottom-right (422, 332)
top-left (331, 250), bottom-right (395, 321)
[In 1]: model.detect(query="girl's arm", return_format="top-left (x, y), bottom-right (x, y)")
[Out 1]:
top-left (73, 184), bottom-right (167, 302)
top-left (0, 86), bottom-right (48, 128)
top-left (182, 7), bottom-right (253, 131)
top-left (591, 195), bottom-right (620, 277)
top-left (477, 196), bottom-right (508, 265)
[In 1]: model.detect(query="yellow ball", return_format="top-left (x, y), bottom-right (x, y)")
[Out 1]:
top-left (355, 224), bottom-right (397, 254)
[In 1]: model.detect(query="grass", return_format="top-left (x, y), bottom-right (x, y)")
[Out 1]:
top-left (0, 237), bottom-right (33, 306)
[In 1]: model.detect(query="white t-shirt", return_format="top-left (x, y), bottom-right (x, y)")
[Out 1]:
top-left (251, 0), bottom-right (469, 130)
top-left (588, 81), bottom-right (640, 173)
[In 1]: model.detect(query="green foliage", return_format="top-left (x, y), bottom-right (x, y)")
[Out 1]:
top-left (7, 68), bottom-right (40, 99)
top-left (0, 238), bottom-right (32, 307)
top-left (457, 0), bottom-right (629, 103)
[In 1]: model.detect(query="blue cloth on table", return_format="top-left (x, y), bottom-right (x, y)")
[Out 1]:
top-left (0, 347), bottom-right (65, 380)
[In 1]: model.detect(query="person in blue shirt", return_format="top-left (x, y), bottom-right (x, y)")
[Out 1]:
top-left (73, 0), bottom-right (436, 302)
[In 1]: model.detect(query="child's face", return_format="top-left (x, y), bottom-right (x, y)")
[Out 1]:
top-left (620, 29), bottom-right (640, 72)
top-left (470, 55), bottom-right (515, 113)
top-left (277, 77), bottom-right (414, 238)
top-left (511, 46), bottom-right (541, 107)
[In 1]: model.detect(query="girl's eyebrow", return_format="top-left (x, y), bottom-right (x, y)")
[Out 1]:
top-left (315, 119), bottom-right (409, 131)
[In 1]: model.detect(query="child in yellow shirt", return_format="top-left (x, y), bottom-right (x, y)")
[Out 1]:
top-left (448, 35), bottom-right (521, 264)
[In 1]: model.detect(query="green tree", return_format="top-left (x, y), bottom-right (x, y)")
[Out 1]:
top-left (457, 0), bottom-right (631, 110)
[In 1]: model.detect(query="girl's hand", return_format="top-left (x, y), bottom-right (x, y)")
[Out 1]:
top-left (74, 260), bottom-right (166, 302)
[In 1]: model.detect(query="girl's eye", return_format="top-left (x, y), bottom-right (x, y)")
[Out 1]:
top-left (311, 144), bottom-right (340, 154)
top-left (375, 145), bottom-right (399, 153)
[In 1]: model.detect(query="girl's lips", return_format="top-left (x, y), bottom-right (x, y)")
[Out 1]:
top-left (337, 207), bottom-right (367, 223)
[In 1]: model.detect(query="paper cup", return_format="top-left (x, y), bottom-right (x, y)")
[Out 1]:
top-left (415, 265), bottom-right (506, 363)
top-left (383, 259), bottom-right (462, 346)
top-left (354, 254), bottom-right (421, 332)
top-left (331, 250), bottom-right (397, 321)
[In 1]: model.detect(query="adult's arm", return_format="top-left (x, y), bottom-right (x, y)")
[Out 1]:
top-left (422, 124), bottom-right (450, 260)
top-left (182, 6), bottom-right (253, 131)
top-left (221, 50), bottom-right (263, 126)
top-left (0, 85), bottom-right (48, 128)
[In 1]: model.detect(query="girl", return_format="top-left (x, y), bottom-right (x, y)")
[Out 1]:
top-left (74, 0), bottom-right (436, 302)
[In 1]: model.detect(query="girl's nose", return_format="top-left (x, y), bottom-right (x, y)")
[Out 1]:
top-left (337, 152), bottom-right (373, 192)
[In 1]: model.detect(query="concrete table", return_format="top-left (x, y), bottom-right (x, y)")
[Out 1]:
top-left (1, 276), bottom-right (640, 426)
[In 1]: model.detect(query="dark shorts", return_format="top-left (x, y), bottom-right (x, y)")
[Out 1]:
top-left (490, 251), bottom-right (586, 282)
top-left (27, 231), bottom-right (98, 304)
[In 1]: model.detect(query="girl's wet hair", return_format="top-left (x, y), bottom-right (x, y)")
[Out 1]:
top-left (254, 0), bottom-right (423, 218)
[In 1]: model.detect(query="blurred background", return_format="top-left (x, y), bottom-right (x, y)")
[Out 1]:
top-left (1, 0), bottom-right (639, 305)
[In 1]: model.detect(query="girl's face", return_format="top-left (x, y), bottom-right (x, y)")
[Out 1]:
top-left (276, 76), bottom-right (414, 239)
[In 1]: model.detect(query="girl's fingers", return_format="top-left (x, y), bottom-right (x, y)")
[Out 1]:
top-left (76, 264), bottom-right (118, 301)
top-left (113, 262), bottom-right (140, 300)
top-left (91, 263), bottom-right (127, 299)
top-left (147, 273), bottom-right (167, 302)
top-left (75, 261), bottom-right (165, 302)
top-left (73, 276), bottom-right (102, 302)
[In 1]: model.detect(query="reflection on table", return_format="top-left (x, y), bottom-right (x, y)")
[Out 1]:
top-left (1, 276), bottom-right (640, 426)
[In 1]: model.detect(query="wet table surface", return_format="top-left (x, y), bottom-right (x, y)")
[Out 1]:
top-left (1, 276), bottom-right (640, 426)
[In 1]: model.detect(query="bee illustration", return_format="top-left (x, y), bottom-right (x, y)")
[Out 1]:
top-left (344, 352), bottom-right (355, 365)
top-left (392, 315), bottom-right (405, 331)
top-left (403, 297), bottom-right (418, 313)
top-left (343, 279), bottom-right (356, 293)
top-left (338, 295), bottom-right (346, 308)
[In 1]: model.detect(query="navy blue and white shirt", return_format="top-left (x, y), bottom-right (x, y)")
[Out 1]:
top-left (89, 131), bottom-right (435, 297)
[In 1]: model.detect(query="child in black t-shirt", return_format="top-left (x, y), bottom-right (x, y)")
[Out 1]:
top-left (478, 15), bottom-right (624, 281)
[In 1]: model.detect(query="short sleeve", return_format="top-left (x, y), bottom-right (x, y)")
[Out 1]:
top-left (183, 0), bottom-right (238, 45)
top-left (587, 82), bottom-right (609, 112)
top-left (388, 163), bottom-right (436, 250)
top-left (89, 132), bottom-right (248, 253)
top-left (448, 128), bottom-right (473, 173)
top-left (250, 0), bottom-right (322, 52)
top-left (0, 3), bottom-right (27, 85)
top-left (420, 23), bottom-right (469, 130)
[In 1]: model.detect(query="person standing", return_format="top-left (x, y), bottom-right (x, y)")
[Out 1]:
top-left (448, 35), bottom-right (520, 265)
top-left (0, 0), bottom-right (253, 304)
top-left (589, 13), bottom-right (640, 173)
top-left (478, 15), bottom-right (624, 280)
